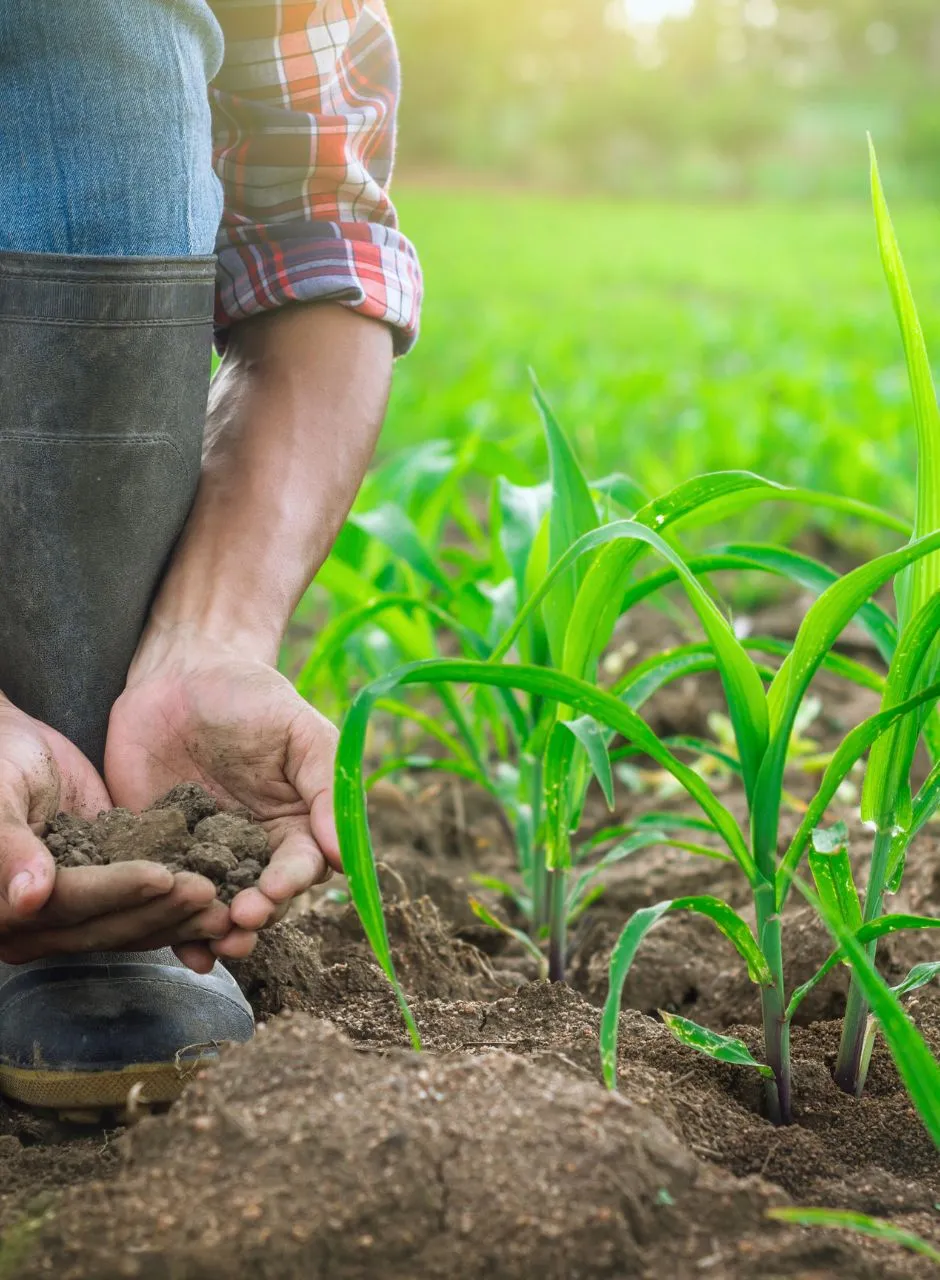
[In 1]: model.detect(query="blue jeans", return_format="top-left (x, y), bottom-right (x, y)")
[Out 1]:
top-left (0, 0), bottom-right (223, 257)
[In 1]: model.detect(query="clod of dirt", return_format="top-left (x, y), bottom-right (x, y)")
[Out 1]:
top-left (43, 785), bottom-right (271, 904)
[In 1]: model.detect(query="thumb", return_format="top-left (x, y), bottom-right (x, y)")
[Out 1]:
top-left (311, 788), bottom-right (341, 872)
top-left (289, 705), bottom-right (341, 872)
top-left (0, 810), bottom-right (55, 921)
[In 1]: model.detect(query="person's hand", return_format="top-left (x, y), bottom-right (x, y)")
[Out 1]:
top-left (105, 626), bottom-right (341, 971)
top-left (0, 694), bottom-right (229, 964)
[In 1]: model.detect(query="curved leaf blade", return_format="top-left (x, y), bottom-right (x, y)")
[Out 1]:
top-left (798, 877), bottom-right (940, 1148)
top-left (778, 677), bottom-right (940, 905)
top-left (661, 1012), bottom-right (773, 1078)
top-left (600, 894), bottom-right (771, 1088)
top-left (767, 1208), bottom-right (940, 1264)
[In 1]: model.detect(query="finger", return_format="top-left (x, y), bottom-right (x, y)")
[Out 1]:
top-left (0, 873), bottom-right (218, 962)
top-left (262, 827), bottom-right (328, 902)
top-left (229, 823), bottom-right (326, 931)
top-left (227, 886), bottom-right (273, 931)
top-left (122, 902), bottom-right (233, 957)
top-left (209, 928), bottom-right (258, 960)
top-left (310, 789), bottom-right (341, 872)
top-left (40, 729), bottom-right (112, 820)
top-left (7, 861), bottom-right (174, 929)
top-left (0, 817), bottom-right (56, 923)
top-left (287, 705), bottom-right (342, 872)
top-left (173, 942), bottom-right (216, 973)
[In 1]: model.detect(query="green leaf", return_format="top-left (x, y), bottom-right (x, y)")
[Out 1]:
top-left (593, 472), bottom-right (648, 512)
top-left (660, 1012), bottom-right (773, 1077)
top-left (633, 470), bottom-right (908, 538)
top-left (312, 557), bottom-right (432, 654)
top-left (468, 898), bottom-right (547, 976)
top-left (600, 895), bottom-right (771, 1087)
top-left (338, 659), bottom-right (753, 1048)
top-left (614, 639), bottom-right (877, 712)
top-left (577, 815), bottom-right (722, 859)
top-left (497, 477), bottom-right (551, 597)
top-left (786, 912), bottom-right (940, 1021)
top-left (563, 523), bottom-right (769, 808)
top-left (661, 735), bottom-right (743, 775)
top-left (561, 715), bottom-right (615, 809)
top-left (857, 913), bottom-right (940, 944)
top-left (568, 830), bottom-right (732, 916)
top-left (799, 878), bottom-right (940, 1147)
top-left (808, 822), bottom-right (862, 931)
top-left (888, 757), bottom-right (940, 891)
top-left (543, 721), bottom-right (574, 872)
top-left (534, 378), bottom-right (598, 665)
top-left (870, 137), bottom-right (940, 631)
top-left (745, 637), bottom-right (884, 694)
top-left (754, 532), bottom-right (940, 877)
top-left (766, 1208), bottom-right (940, 1264)
top-left (784, 950), bottom-right (844, 1021)
top-left (620, 546), bottom-right (897, 666)
top-left (892, 961), bottom-right (940, 1000)
top-left (351, 503), bottom-right (452, 595)
top-left (862, 591), bottom-right (940, 830)
top-left (778, 677), bottom-right (940, 906)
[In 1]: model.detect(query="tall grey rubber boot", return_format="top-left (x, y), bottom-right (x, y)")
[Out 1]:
top-left (0, 252), bottom-right (254, 1117)
top-left (0, 250), bottom-right (215, 768)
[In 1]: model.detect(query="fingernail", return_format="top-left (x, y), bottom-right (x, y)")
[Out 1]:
top-left (8, 871), bottom-right (33, 911)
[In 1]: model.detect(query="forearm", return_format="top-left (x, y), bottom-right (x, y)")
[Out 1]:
top-left (134, 304), bottom-right (393, 669)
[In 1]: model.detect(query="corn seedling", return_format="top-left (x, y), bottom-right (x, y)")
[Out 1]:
top-left (327, 143), bottom-right (940, 1131)
top-left (832, 141), bottom-right (940, 1097)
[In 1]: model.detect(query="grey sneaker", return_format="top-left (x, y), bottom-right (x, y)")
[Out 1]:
top-left (0, 950), bottom-right (253, 1118)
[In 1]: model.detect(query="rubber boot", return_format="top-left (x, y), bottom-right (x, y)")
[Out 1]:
top-left (0, 250), bottom-right (216, 768)
top-left (0, 252), bottom-right (254, 1116)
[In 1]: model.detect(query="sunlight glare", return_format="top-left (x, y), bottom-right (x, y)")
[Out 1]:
top-left (624, 0), bottom-right (696, 26)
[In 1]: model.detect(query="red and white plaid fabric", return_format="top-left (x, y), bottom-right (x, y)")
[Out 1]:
top-left (209, 0), bottom-right (422, 353)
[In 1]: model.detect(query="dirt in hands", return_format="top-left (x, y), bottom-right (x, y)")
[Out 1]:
top-left (43, 784), bottom-right (271, 904)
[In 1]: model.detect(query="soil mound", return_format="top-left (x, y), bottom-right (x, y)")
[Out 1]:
top-left (17, 1013), bottom-right (932, 1280)
top-left (44, 784), bottom-right (271, 903)
top-left (7, 1018), bottom-right (758, 1279)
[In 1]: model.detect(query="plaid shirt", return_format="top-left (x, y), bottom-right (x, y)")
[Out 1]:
top-left (209, 0), bottom-right (421, 353)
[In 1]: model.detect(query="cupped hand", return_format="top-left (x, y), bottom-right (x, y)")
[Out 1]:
top-left (105, 627), bottom-right (341, 968)
top-left (0, 695), bottom-right (227, 964)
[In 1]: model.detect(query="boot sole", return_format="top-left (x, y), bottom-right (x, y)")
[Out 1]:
top-left (0, 1051), bottom-right (218, 1116)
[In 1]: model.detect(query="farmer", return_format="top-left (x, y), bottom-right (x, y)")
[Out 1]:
top-left (0, 0), bottom-right (420, 1111)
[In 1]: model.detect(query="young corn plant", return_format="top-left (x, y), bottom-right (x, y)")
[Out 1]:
top-left (329, 143), bottom-right (940, 1130)
top-left (830, 143), bottom-right (940, 1096)
top-left (321, 399), bottom-right (900, 983)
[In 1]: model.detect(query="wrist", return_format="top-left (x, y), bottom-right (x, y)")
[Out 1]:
top-left (128, 611), bottom-right (279, 687)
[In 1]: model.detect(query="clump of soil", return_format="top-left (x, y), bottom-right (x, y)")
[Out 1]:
top-left (43, 784), bottom-right (271, 904)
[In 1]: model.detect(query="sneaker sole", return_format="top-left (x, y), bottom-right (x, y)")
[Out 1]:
top-left (0, 1052), bottom-right (217, 1114)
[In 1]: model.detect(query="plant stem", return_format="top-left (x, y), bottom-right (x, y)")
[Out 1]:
top-left (547, 868), bottom-right (567, 982)
top-left (760, 983), bottom-right (792, 1124)
top-left (531, 848), bottom-right (548, 935)
top-left (834, 826), bottom-right (893, 1094)
top-left (755, 884), bottom-right (792, 1124)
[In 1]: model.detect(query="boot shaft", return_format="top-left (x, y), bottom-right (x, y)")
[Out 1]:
top-left (0, 251), bottom-right (214, 767)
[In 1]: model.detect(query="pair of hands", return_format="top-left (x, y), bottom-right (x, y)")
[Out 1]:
top-left (0, 634), bottom-right (341, 973)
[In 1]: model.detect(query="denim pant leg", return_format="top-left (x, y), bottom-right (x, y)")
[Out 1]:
top-left (0, 0), bottom-right (224, 256)
top-left (0, 2), bottom-right (225, 762)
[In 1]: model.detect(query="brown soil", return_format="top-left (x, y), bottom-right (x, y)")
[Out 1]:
top-left (44, 785), bottom-right (271, 904)
top-left (4, 606), bottom-right (940, 1277)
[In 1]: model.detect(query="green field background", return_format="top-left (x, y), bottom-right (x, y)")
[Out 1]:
top-left (384, 189), bottom-right (940, 524)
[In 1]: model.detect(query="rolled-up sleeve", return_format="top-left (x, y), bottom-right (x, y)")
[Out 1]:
top-left (208, 0), bottom-right (422, 354)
